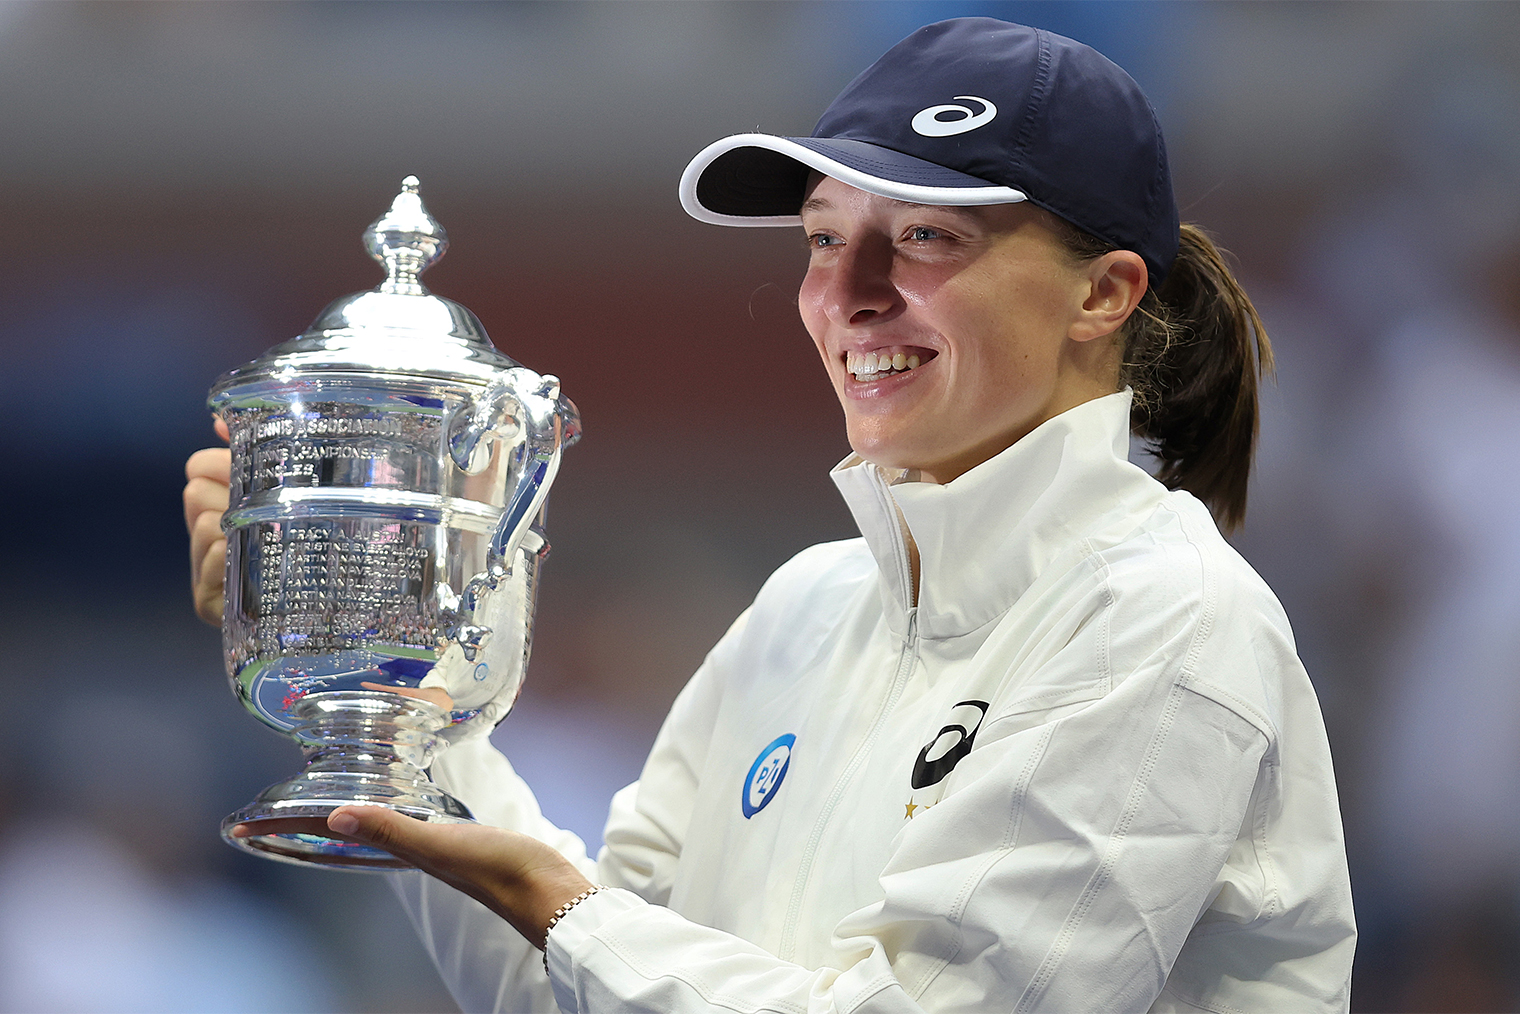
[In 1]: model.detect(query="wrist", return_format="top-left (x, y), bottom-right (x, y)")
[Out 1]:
top-left (530, 871), bottom-right (598, 947)
top-left (541, 884), bottom-right (607, 972)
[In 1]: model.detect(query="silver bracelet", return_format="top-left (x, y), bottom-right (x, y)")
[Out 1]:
top-left (542, 885), bottom-right (607, 974)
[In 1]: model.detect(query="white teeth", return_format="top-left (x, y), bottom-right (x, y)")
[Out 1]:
top-left (847, 348), bottom-right (927, 381)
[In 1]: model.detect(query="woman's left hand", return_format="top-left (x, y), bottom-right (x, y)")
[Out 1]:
top-left (234, 808), bottom-right (595, 949)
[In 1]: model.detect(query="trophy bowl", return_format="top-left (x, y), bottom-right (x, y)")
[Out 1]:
top-left (209, 178), bottom-right (579, 869)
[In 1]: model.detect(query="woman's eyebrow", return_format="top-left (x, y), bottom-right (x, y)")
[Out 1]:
top-left (799, 196), bottom-right (834, 215)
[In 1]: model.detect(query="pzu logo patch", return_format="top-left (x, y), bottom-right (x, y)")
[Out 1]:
top-left (742, 734), bottom-right (796, 818)
top-left (911, 701), bottom-right (988, 789)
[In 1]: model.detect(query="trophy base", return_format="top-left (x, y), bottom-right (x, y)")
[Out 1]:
top-left (222, 691), bottom-right (474, 871)
top-left (221, 799), bottom-right (471, 871)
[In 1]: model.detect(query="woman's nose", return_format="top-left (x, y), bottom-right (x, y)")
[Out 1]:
top-left (821, 237), bottom-right (900, 326)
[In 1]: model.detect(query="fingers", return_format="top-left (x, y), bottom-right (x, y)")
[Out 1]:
top-left (185, 447), bottom-right (232, 626)
top-left (185, 477), bottom-right (229, 544)
top-left (327, 808), bottom-right (517, 915)
top-left (327, 806), bottom-right (508, 881)
top-left (229, 817), bottom-right (344, 840)
top-left (185, 445), bottom-right (231, 485)
top-left (327, 806), bottom-right (595, 948)
top-left (184, 422), bottom-right (230, 622)
top-left (184, 453), bottom-right (230, 537)
top-left (186, 477), bottom-right (229, 626)
top-left (192, 535), bottom-right (226, 625)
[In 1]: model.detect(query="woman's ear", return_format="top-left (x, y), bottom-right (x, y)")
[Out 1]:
top-left (1070, 250), bottom-right (1147, 343)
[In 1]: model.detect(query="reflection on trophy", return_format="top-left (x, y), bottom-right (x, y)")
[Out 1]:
top-left (209, 177), bottom-right (579, 869)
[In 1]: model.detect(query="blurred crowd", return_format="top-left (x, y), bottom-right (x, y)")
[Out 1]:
top-left (0, 3), bottom-right (1517, 1011)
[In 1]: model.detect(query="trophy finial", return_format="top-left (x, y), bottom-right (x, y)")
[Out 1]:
top-left (364, 175), bottom-right (449, 296)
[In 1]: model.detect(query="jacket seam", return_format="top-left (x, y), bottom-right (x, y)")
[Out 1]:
top-left (599, 932), bottom-right (809, 1014)
top-left (913, 606), bottom-right (1005, 642)
top-left (1158, 981), bottom-right (1251, 1014)
top-left (842, 972), bottom-right (903, 1013)
top-left (1002, 722), bottom-right (1057, 853)
top-left (1256, 757), bottom-right (1283, 920)
top-left (909, 722), bottom-right (1057, 1001)
top-left (1165, 502), bottom-right (1282, 924)
top-left (1081, 536), bottom-right (1116, 697)
top-left (964, 536), bottom-right (1116, 719)
top-left (1013, 677), bottom-right (1192, 1013)
top-left (1014, 525), bottom-right (1218, 1012)
top-left (872, 469), bottom-right (914, 614)
top-left (982, 679), bottom-right (1108, 721)
top-left (1182, 680), bottom-right (1276, 742)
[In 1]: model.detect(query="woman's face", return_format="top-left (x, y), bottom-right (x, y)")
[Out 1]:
top-left (797, 176), bottom-right (1126, 483)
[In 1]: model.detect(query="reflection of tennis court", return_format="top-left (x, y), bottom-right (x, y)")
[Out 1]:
top-left (243, 648), bottom-right (440, 731)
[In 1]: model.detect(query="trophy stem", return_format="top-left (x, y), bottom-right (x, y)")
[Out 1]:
top-left (222, 691), bottom-right (473, 871)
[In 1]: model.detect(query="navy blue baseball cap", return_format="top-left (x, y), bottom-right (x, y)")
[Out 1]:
top-left (679, 18), bottom-right (1179, 285)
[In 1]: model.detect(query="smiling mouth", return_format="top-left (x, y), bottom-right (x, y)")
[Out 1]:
top-left (846, 346), bottom-right (937, 382)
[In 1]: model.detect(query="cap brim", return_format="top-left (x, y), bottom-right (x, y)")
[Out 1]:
top-left (680, 134), bottom-right (1027, 227)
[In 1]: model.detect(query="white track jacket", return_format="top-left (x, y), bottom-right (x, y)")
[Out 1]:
top-left (394, 391), bottom-right (1357, 1014)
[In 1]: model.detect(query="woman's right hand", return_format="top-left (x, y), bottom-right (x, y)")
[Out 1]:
top-left (184, 418), bottom-right (232, 626)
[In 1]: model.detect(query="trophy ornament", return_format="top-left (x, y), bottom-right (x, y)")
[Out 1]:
top-left (209, 177), bottom-right (579, 870)
top-left (365, 175), bottom-right (446, 296)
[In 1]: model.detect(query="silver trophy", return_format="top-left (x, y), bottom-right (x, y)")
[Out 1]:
top-left (209, 177), bottom-right (579, 869)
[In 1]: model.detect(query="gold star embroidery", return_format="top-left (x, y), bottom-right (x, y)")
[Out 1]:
top-left (905, 801), bottom-right (918, 818)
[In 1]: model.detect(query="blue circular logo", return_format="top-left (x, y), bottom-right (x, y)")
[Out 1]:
top-left (741, 733), bottom-right (796, 819)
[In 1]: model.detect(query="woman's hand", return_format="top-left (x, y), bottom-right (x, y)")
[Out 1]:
top-left (184, 418), bottom-right (231, 625)
top-left (235, 808), bottom-right (595, 950)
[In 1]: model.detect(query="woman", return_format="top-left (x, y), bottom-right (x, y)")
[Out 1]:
top-left (185, 18), bottom-right (1355, 1013)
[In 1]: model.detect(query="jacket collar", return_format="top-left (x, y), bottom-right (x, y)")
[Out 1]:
top-left (829, 391), bottom-right (1166, 640)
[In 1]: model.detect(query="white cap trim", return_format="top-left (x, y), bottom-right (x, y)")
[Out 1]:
top-left (679, 133), bottom-right (1027, 227)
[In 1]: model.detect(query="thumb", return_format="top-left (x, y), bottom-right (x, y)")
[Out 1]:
top-left (326, 805), bottom-right (527, 899)
top-left (328, 805), bottom-right (439, 866)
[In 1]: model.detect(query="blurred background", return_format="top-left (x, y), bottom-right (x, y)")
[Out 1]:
top-left (0, 1), bottom-right (1516, 1010)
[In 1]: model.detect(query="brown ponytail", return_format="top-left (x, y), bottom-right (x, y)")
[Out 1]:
top-left (1055, 220), bottom-right (1273, 532)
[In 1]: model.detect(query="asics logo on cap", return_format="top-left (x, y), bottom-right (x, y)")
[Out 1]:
top-left (910, 95), bottom-right (997, 137)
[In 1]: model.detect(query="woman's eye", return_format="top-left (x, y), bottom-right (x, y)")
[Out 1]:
top-left (906, 226), bottom-right (943, 242)
top-left (807, 233), bottom-right (841, 249)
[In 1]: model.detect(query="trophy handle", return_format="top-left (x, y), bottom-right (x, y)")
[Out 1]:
top-left (463, 369), bottom-right (577, 578)
top-left (442, 371), bottom-right (578, 677)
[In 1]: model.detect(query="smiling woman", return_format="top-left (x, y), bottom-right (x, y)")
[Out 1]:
top-left (796, 183), bottom-right (1142, 485)
top-left (184, 16), bottom-right (1355, 1014)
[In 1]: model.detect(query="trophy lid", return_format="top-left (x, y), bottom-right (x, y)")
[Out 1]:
top-left (212, 177), bottom-right (521, 396)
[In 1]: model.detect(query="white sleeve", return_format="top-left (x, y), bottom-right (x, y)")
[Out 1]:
top-left (388, 610), bottom-right (744, 1014)
top-left (387, 735), bottom-right (594, 1014)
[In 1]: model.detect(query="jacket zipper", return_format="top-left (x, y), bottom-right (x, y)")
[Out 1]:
top-left (778, 608), bottom-right (918, 962)
top-left (778, 475), bottom-right (921, 962)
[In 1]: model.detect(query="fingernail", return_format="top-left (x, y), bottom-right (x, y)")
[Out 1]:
top-left (230, 823), bottom-right (251, 838)
top-left (329, 811), bottom-right (360, 835)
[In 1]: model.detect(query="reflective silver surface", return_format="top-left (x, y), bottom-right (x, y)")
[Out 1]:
top-left (210, 178), bottom-right (579, 869)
